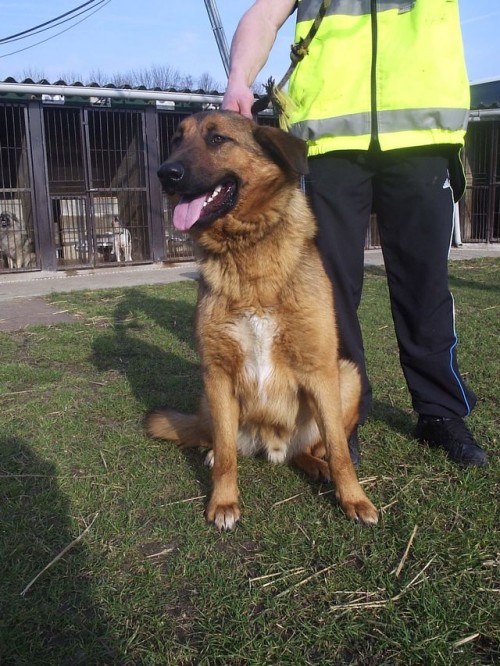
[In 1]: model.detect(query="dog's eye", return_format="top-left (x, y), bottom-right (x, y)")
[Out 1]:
top-left (210, 134), bottom-right (226, 146)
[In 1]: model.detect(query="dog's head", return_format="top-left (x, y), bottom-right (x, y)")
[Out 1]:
top-left (157, 111), bottom-right (308, 233)
top-left (0, 211), bottom-right (18, 229)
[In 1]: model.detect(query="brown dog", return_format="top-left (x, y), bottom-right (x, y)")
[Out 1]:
top-left (146, 111), bottom-right (378, 531)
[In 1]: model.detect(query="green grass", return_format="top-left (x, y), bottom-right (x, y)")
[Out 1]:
top-left (0, 259), bottom-right (498, 665)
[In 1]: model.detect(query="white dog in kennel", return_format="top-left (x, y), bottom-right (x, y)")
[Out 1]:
top-left (111, 216), bottom-right (132, 262)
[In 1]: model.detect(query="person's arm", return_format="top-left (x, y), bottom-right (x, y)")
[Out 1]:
top-left (222, 0), bottom-right (296, 118)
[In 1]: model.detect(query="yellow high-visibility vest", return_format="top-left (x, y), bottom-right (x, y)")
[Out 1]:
top-left (288, 0), bottom-right (470, 154)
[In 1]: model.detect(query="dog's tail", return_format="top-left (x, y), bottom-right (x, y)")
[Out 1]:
top-left (145, 408), bottom-right (211, 449)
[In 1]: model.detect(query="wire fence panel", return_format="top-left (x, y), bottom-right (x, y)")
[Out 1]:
top-left (461, 122), bottom-right (500, 242)
top-left (44, 106), bottom-right (150, 267)
top-left (0, 104), bottom-right (37, 271)
top-left (87, 108), bottom-right (150, 264)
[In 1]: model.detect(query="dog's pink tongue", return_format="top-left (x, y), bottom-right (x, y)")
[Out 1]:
top-left (173, 194), bottom-right (207, 231)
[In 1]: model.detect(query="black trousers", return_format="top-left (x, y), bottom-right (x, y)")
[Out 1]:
top-left (307, 145), bottom-right (477, 423)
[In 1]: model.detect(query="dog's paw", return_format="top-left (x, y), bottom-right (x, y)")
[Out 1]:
top-left (206, 501), bottom-right (241, 531)
top-left (204, 449), bottom-right (214, 468)
top-left (340, 497), bottom-right (379, 526)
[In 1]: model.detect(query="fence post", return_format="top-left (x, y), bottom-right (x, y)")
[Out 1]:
top-left (28, 100), bottom-right (57, 271)
top-left (144, 104), bottom-right (166, 262)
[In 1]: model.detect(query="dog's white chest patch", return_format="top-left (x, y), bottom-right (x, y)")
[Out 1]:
top-left (231, 312), bottom-right (277, 393)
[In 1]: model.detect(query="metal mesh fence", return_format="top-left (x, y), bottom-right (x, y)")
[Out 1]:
top-left (45, 107), bottom-right (150, 267)
top-left (0, 104), bottom-right (37, 270)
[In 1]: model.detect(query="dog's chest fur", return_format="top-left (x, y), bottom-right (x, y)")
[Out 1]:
top-left (225, 310), bottom-right (315, 463)
top-left (231, 311), bottom-right (276, 395)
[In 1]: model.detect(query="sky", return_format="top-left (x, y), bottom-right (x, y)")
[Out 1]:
top-left (0, 0), bottom-right (499, 90)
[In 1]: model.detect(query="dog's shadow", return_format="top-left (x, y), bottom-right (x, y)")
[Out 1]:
top-left (93, 285), bottom-right (199, 408)
top-left (91, 284), bottom-right (212, 491)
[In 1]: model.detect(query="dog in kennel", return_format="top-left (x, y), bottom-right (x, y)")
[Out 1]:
top-left (0, 210), bottom-right (35, 269)
top-left (111, 216), bottom-right (132, 262)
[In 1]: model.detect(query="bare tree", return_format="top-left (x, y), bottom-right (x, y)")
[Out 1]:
top-left (13, 64), bottom-right (227, 91)
top-left (87, 69), bottom-right (109, 85)
top-left (197, 71), bottom-right (224, 92)
top-left (16, 67), bottom-right (48, 82)
top-left (56, 71), bottom-right (86, 84)
top-left (104, 65), bottom-right (190, 90)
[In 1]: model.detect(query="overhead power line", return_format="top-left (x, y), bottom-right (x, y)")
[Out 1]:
top-left (0, 0), bottom-right (109, 46)
top-left (0, 0), bottom-right (111, 59)
top-left (0, 0), bottom-right (101, 44)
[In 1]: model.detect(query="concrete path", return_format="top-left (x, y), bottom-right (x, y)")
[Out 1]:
top-left (0, 245), bottom-right (498, 332)
top-left (0, 263), bottom-right (198, 331)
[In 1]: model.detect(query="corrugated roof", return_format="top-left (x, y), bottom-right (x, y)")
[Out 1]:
top-left (0, 76), bottom-right (225, 96)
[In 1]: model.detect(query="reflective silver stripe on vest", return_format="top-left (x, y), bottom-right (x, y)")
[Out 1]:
top-left (297, 0), bottom-right (415, 21)
top-left (290, 108), bottom-right (469, 141)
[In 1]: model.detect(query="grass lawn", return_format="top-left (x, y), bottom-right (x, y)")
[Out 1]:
top-left (0, 258), bottom-right (498, 665)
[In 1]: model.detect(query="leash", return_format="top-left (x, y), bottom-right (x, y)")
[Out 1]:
top-left (251, 0), bottom-right (332, 125)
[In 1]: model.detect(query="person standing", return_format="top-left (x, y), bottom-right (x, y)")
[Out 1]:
top-left (222, 0), bottom-right (487, 466)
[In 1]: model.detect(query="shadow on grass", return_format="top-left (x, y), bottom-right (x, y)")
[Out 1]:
top-left (448, 273), bottom-right (499, 293)
top-left (91, 285), bottom-right (212, 497)
top-left (364, 265), bottom-right (387, 278)
top-left (0, 437), bottom-right (123, 664)
top-left (92, 286), bottom-right (201, 413)
top-left (369, 399), bottom-right (415, 438)
top-left (365, 257), bottom-right (500, 294)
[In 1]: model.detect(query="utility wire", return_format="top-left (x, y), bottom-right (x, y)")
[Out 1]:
top-left (0, 0), bottom-right (112, 59)
top-left (0, 0), bottom-right (101, 44)
top-left (1, 0), bottom-right (108, 45)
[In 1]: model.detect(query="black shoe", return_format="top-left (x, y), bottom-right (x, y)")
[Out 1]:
top-left (348, 430), bottom-right (361, 468)
top-left (416, 416), bottom-right (487, 466)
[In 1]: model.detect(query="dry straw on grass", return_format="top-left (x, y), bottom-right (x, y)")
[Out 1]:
top-left (20, 513), bottom-right (99, 597)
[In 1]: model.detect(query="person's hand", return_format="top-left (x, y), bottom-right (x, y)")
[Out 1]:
top-left (221, 81), bottom-right (255, 119)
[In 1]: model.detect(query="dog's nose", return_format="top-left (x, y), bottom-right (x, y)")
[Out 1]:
top-left (157, 161), bottom-right (185, 185)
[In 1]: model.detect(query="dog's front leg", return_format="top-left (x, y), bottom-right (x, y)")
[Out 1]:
top-left (304, 370), bottom-right (379, 526)
top-left (204, 369), bottom-right (241, 531)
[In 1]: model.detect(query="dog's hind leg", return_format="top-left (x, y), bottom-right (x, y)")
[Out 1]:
top-left (301, 366), bottom-right (378, 525)
top-left (292, 361), bottom-right (360, 481)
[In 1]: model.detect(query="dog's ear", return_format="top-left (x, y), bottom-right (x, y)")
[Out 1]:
top-left (253, 125), bottom-right (309, 176)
